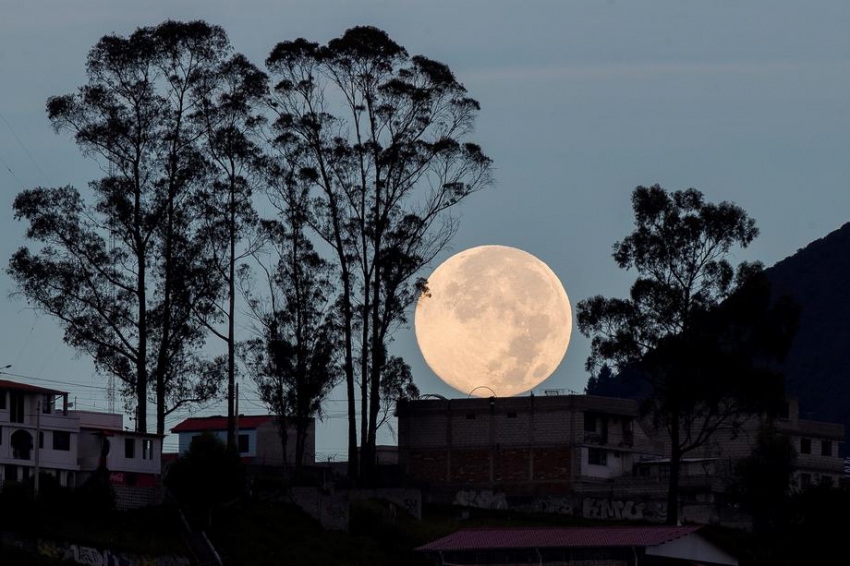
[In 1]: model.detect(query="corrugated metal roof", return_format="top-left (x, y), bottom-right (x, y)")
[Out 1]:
top-left (171, 414), bottom-right (274, 433)
top-left (416, 526), bottom-right (702, 552)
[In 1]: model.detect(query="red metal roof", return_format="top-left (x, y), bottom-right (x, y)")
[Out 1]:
top-left (171, 414), bottom-right (274, 433)
top-left (416, 526), bottom-right (703, 552)
top-left (0, 378), bottom-right (66, 395)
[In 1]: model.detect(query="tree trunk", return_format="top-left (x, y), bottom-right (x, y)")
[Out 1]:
top-left (295, 418), bottom-right (306, 479)
top-left (134, 169), bottom-right (147, 433)
top-left (666, 410), bottom-right (682, 525)
top-left (340, 277), bottom-right (359, 479)
top-left (226, 187), bottom-right (237, 452)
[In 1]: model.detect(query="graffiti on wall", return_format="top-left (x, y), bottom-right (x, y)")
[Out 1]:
top-left (454, 489), bottom-right (508, 510)
top-left (33, 537), bottom-right (188, 566)
top-left (532, 497), bottom-right (574, 515)
top-left (581, 498), bottom-right (668, 522)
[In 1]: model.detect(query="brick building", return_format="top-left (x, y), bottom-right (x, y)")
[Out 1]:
top-left (637, 398), bottom-right (845, 490)
top-left (398, 393), bottom-right (844, 524)
top-left (397, 394), bottom-right (664, 496)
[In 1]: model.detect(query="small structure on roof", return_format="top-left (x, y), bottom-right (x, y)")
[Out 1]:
top-left (416, 525), bottom-right (737, 566)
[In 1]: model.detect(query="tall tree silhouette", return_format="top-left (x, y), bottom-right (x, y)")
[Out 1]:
top-left (265, 26), bottom-right (492, 479)
top-left (193, 52), bottom-right (268, 451)
top-left (577, 185), bottom-right (795, 524)
top-left (7, 21), bottom-right (244, 433)
top-left (242, 176), bottom-right (341, 476)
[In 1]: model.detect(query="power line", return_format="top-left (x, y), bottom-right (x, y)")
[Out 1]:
top-left (0, 152), bottom-right (26, 190)
top-left (0, 110), bottom-right (51, 185)
top-left (0, 369), bottom-right (108, 391)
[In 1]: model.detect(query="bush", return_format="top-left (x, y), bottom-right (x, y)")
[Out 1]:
top-left (165, 433), bottom-right (245, 511)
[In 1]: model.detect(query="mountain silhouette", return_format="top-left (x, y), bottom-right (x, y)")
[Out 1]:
top-left (763, 222), bottom-right (850, 450)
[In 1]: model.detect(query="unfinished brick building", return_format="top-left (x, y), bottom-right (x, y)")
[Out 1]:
top-left (396, 394), bottom-right (664, 496)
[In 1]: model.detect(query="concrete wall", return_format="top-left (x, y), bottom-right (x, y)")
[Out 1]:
top-left (290, 487), bottom-right (422, 531)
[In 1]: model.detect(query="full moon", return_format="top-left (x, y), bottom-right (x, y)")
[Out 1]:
top-left (415, 245), bottom-right (572, 397)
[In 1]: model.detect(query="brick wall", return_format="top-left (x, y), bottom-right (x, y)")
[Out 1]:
top-left (113, 484), bottom-right (162, 509)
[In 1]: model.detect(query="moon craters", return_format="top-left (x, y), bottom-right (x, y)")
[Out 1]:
top-left (415, 245), bottom-right (572, 397)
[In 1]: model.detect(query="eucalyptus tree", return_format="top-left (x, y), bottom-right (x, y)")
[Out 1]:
top-left (577, 184), bottom-right (795, 524)
top-left (193, 53), bottom-right (268, 450)
top-left (265, 26), bottom-right (492, 479)
top-left (242, 174), bottom-right (342, 476)
top-left (7, 21), bottom-right (241, 434)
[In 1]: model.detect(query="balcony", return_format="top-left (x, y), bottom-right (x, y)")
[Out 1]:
top-left (584, 432), bottom-right (606, 445)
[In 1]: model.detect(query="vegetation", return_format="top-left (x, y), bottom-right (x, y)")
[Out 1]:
top-left (0, 480), bottom-right (185, 556)
top-left (6, 21), bottom-right (249, 434)
top-left (7, 23), bottom-right (490, 473)
top-left (577, 184), bottom-right (797, 524)
top-left (264, 26), bottom-right (492, 479)
top-left (241, 181), bottom-right (341, 476)
top-left (164, 432), bottom-right (245, 514)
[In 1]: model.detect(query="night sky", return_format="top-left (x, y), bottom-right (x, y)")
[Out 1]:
top-left (2, 0), bottom-right (848, 459)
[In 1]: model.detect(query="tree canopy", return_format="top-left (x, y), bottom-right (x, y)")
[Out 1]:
top-left (265, 25), bottom-right (492, 479)
top-left (577, 184), bottom-right (797, 524)
top-left (8, 21), bottom-right (246, 433)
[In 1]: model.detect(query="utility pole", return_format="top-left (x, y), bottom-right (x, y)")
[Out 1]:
top-left (234, 382), bottom-right (240, 452)
top-left (35, 400), bottom-right (41, 496)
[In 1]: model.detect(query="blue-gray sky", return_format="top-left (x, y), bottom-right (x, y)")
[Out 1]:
top-left (2, 1), bottom-right (849, 459)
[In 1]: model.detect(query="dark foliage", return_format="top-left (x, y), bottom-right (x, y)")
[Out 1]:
top-left (165, 432), bottom-right (245, 512)
top-left (265, 25), bottom-right (492, 479)
top-left (6, 20), bottom-right (253, 433)
top-left (577, 185), bottom-right (796, 524)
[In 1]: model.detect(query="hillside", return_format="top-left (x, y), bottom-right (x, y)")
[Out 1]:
top-left (587, 222), bottom-right (850, 451)
top-left (763, 222), bottom-right (850, 447)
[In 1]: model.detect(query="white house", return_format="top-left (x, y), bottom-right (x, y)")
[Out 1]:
top-left (0, 378), bottom-right (163, 508)
top-left (171, 414), bottom-right (314, 467)
top-left (0, 379), bottom-right (78, 488)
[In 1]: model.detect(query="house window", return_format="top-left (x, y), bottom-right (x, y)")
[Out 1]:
top-left (238, 434), bottom-right (249, 454)
top-left (11, 430), bottom-right (33, 460)
top-left (39, 431), bottom-right (44, 449)
top-left (9, 392), bottom-right (24, 423)
top-left (53, 431), bottom-right (71, 451)
top-left (588, 448), bottom-right (607, 466)
top-left (821, 441), bottom-right (832, 457)
top-left (584, 413), bottom-right (597, 433)
top-left (42, 395), bottom-right (52, 414)
top-left (125, 438), bottom-right (135, 459)
top-left (800, 473), bottom-right (812, 489)
top-left (0, 389), bottom-right (6, 410)
top-left (142, 439), bottom-right (153, 460)
top-left (800, 438), bottom-right (811, 454)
